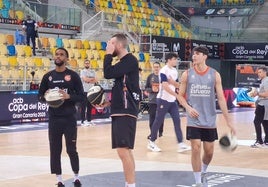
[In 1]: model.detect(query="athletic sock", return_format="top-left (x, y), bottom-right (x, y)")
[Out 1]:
top-left (127, 183), bottom-right (136, 187)
top-left (74, 173), bottom-right (79, 181)
top-left (193, 172), bottom-right (201, 184)
top-left (201, 163), bottom-right (208, 173)
top-left (56, 174), bottom-right (63, 183)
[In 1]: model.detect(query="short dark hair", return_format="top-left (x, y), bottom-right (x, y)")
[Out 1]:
top-left (258, 66), bottom-right (267, 72)
top-left (192, 46), bottom-right (209, 56)
top-left (153, 62), bottom-right (160, 66)
top-left (165, 53), bottom-right (178, 61)
top-left (112, 33), bottom-right (128, 48)
top-left (56, 47), bottom-right (69, 58)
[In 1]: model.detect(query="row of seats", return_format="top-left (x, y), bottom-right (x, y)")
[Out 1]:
top-left (0, 0), bottom-right (24, 20)
top-left (1, 0), bottom-right (191, 40)
top-left (94, 0), bottom-right (192, 38)
top-left (0, 55), bottom-right (51, 68)
top-left (1, 32), bottom-right (149, 63)
top-left (0, 66), bottom-right (48, 84)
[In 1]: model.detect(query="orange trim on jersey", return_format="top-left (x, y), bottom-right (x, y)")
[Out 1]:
top-left (194, 66), bottom-right (210, 76)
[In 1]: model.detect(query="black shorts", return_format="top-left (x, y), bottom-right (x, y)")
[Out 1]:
top-left (186, 126), bottom-right (218, 142)
top-left (112, 115), bottom-right (137, 149)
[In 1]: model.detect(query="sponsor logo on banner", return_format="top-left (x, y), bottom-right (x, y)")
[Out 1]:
top-left (225, 43), bottom-right (268, 61)
top-left (151, 36), bottom-right (185, 60)
top-left (0, 92), bottom-right (49, 122)
top-left (8, 97), bottom-right (48, 120)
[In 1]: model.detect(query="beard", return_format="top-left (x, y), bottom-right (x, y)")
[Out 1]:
top-left (112, 51), bottom-right (117, 57)
top-left (54, 60), bottom-right (65, 67)
top-left (85, 66), bottom-right (89, 69)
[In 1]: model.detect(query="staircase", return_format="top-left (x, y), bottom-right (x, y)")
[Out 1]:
top-left (240, 1), bottom-right (268, 42)
top-left (72, 1), bottom-right (140, 44)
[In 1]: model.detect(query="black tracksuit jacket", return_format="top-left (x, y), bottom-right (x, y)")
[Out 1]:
top-left (103, 53), bottom-right (141, 118)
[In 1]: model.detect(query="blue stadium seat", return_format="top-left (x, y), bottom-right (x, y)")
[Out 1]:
top-left (126, 0), bottom-right (131, 5)
top-left (160, 29), bottom-right (165, 36)
top-left (108, 1), bottom-right (112, 8)
top-left (56, 37), bottom-right (63, 48)
top-left (7, 45), bottom-right (16, 56)
top-left (139, 52), bottom-right (145, 62)
top-left (101, 41), bottom-right (107, 50)
top-left (1, 9), bottom-right (9, 18)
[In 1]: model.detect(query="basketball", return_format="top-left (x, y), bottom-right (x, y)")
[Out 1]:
top-left (219, 133), bottom-right (238, 152)
top-left (44, 89), bottom-right (64, 108)
top-left (87, 85), bottom-right (105, 105)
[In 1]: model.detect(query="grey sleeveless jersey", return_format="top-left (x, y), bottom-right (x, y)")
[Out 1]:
top-left (186, 67), bottom-right (217, 128)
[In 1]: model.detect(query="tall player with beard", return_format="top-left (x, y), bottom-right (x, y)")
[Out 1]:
top-left (103, 33), bottom-right (141, 187)
top-left (38, 47), bottom-right (84, 187)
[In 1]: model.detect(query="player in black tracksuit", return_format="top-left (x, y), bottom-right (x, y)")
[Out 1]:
top-left (103, 33), bottom-right (141, 187)
top-left (38, 48), bottom-right (84, 187)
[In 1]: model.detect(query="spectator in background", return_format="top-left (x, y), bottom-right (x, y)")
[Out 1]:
top-left (251, 67), bottom-right (268, 148)
top-left (80, 59), bottom-right (97, 126)
top-left (145, 62), bottom-right (164, 138)
top-left (22, 15), bottom-right (38, 55)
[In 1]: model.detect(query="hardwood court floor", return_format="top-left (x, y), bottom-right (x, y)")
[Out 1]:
top-left (0, 108), bottom-right (268, 187)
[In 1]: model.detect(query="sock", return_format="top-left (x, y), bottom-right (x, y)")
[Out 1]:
top-left (56, 174), bottom-right (63, 183)
top-left (74, 173), bottom-right (79, 181)
top-left (201, 163), bottom-right (208, 173)
top-left (127, 183), bottom-right (136, 187)
top-left (193, 172), bottom-right (201, 184)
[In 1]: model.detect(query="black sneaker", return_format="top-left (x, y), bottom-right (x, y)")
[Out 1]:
top-left (56, 182), bottom-right (65, 187)
top-left (73, 179), bottom-right (82, 187)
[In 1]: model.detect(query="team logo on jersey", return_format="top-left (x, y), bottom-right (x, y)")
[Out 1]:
top-left (64, 75), bottom-right (71, 81)
top-left (48, 76), bottom-right (52, 81)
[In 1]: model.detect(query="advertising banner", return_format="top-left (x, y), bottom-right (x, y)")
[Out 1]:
top-left (0, 91), bottom-right (112, 124)
top-left (235, 64), bottom-right (266, 87)
top-left (177, 7), bottom-right (253, 17)
top-left (225, 43), bottom-right (268, 61)
top-left (151, 35), bottom-right (185, 60)
top-left (0, 91), bottom-right (48, 122)
top-left (191, 40), bottom-right (220, 59)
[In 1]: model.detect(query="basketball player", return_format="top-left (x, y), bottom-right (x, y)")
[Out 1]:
top-left (103, 33), bottom-right (141, 187)
top-left (38, 47), bottom-right (84, 187)
top-left (147, 53), bottom-right (190, 153)
top-left (251, 67), bottom-right (268, 148)
top-left (177, 46), bottom-right (236, 187)
top-left (144, 62), bottom-right (164, 138)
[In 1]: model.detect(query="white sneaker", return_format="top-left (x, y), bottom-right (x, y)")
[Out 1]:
top-left (177, 142), bottom-right (191, 153)
top-left (82, 120), bottom-right (95, 126)
top-left (81, 121), bottom-right (88, 126)
top-left (192, 183), bottom-right (202, 187)
top-left (88, 121), bottom-right (96, 126)
top-left (147, 140), bottom-right (161, 152)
